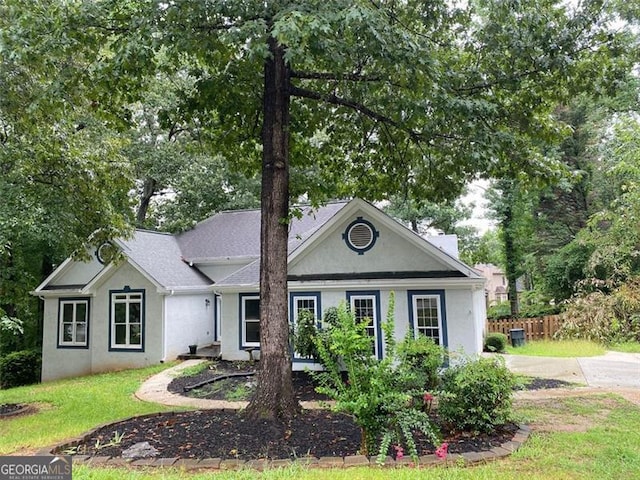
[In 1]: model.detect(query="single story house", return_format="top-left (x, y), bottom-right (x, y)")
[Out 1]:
top-left (34, 198), bottom-right (486, 382)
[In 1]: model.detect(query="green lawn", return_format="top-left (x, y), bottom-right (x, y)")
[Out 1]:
top-left (506, 339), bottom-right (640, 356)
top-left (0, 363), bottom-right (177, 454)
top-left (506, 339), bottom-right (606, 357)
top-left (2, 362), bottom-right (640, 479)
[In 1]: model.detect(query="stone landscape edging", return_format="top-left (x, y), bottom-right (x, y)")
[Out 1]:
top-left (39, 410), bottom-right (531, 471)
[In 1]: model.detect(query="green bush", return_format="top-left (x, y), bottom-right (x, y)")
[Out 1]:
top-left (484, 332), bottom-right (508, 353)
top-left (313, 294), bottom-right (442, 462)
top-left (0, 349), bottom-right (41, 389)
top-left (486, 301), bottom-right (511, 319)
top-left (397, 332), bottom-right (444, 391)
top-left (292, 309), bottom-right (318, 359)
top-left (438, 356), bottom-right (514, 433)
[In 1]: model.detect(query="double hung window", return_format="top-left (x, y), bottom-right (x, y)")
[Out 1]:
top-left (58, 299), bottom-right (89, 347)
top-left (110, 290), bottom-right (144, 350)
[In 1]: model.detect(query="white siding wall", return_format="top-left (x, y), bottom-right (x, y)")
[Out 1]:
top-left (53, 256), bottom-right (103, 286)
top-left (164, 294), bottom-right (215, 359)
top-left (41, 262), bottom-right (166, 382)
top-left (41, 297), bottom-right (92, 381)
top-left (219, 286), bottom-right (482, 370)
top-left (289, 218), bottom-right (446, 276)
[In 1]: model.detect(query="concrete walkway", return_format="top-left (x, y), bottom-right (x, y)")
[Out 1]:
top-left (136, 352), bottom-right (640, 410)
top-left (503, 351), bottom-right (640, 388)
top-left (135, 360), bottom-right (326, 410)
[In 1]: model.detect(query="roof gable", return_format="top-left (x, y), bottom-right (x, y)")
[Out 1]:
top-left (288, 199), bottom-right (481, 280)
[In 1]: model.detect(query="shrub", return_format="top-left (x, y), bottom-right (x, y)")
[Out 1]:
top-left (0, 349), bottom-right (41, 389)
top-left (292, 309), bottom-right (318, 359)
top-left (486, 301), bottom-right (511, 319)
top-left (312, 294), bottom-right (442, 462)
top-left (484, 333), bottom-right (508, 353)
top-left (397, 332), bottom-right (444, 391)
top-left (438, 356), bottom-right (514, 433)
top-left (557, 277), bottom-right (640, 344)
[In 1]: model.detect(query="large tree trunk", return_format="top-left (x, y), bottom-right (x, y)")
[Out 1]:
top-left (501, 182), bottom-right (520, 318)
top-left (244, 37), bottom-right (300, 420)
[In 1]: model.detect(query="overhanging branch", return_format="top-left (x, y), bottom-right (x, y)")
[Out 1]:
top-left (290, 70), bottom-right (383, 82)
top-left (289, 85), bottom-right (458, 142)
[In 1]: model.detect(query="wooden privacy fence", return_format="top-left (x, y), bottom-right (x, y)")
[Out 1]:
top-left (486, 315), bottom-right (563, 342)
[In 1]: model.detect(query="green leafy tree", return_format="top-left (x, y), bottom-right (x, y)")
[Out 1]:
top-left (6, 0), bottom-right (634, 418)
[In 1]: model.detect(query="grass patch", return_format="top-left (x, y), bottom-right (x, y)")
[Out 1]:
top-left (3, 363), bottom-right (640, 479)
top-left (608, 341), bottom-right (640, 353)
top-left (506, 339), bottom-right (606, 357)
top-left (171, 361), bottom-right (211, 378)
top-left (0, 363), bottom-right (178, 455)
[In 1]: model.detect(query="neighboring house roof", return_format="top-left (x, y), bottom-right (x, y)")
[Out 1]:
top-left (176, 202), bottom-right (348, 262)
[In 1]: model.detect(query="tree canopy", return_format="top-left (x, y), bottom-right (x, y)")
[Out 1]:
top-left (1, 0), bottom-right (637, 417)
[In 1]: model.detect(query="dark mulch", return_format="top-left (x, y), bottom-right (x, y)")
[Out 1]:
top-left (0, 402), bottom-right (35, 418)
top-left (168, 361), bottom-right (576, 402)
top-left (69, 409), bottom-right (519, 461)
top-left (0, 403), bottom-right (23, 416)
top-left (65, 361), bottom-right (528, 461)
top-left (168, 361), bottom-right (334, 402)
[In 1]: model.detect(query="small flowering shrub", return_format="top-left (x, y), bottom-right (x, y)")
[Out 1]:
top-left (312, 293), bottom-right (441, 461)
top-left (437, 356), bottom-right (514, 433)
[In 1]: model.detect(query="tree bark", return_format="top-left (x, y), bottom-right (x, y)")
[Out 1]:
top-left (501, 182), bottom-right (520, 318)
top-left (136, 177), bottom-right (156, 226)
top-left (244, 37), bottom-right (300, 420)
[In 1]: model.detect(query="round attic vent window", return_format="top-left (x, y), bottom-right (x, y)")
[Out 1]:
top-left (343, 218), bottom-right (379, 254)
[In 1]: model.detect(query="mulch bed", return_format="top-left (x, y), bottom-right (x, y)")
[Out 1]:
top-left (61, 361), bottom-right (551, 461)
top-left (0, 402), bottom-right (35, 418)
top-left (68, 410), bottom-right (519, 461)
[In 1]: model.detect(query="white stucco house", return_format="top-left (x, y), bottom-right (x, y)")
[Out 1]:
top-left (34, 198), bottom-right (486, 382)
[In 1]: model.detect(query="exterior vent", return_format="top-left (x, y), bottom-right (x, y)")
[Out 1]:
top-left (343, 217), bottom-right (379, 254)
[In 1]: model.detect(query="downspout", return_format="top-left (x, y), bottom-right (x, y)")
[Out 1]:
top-left (160, 289), bottom-right (175, 362)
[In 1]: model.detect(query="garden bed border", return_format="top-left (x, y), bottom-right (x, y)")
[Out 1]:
top-left (39, 410), bottom-right (531, 470)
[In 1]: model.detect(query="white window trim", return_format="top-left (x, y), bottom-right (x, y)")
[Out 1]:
top-left (110, 291), bottom-right (144, 350)
top-left (241, 295), bottom-right (261, 348)
top-left (58, 299), bottom-right (89, 347)
top-left (411, 294), bottom-right (443, 345)
top-left (349, 294), bottom-right (379, 358)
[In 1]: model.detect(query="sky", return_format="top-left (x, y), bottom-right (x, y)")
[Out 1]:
top-left (459, 179), bottom-right (496, 234)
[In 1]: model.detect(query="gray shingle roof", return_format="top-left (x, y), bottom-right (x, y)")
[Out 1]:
top-left (123, 202), bottom-right (348, 289)
top-left (119, 230), bottom-right (213, 289)
top-left (176, 202), bottom-right (348, 261)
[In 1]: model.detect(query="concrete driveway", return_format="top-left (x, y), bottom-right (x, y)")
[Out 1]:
top-left (503, 351), bottom-right (640, 388)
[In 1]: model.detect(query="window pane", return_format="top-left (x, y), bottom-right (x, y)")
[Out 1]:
top-left (129, 303), bottom-right (141, 324)
top-left (246, 320), bottom-right (260, 343)
top-left (297, 298), bottom-right (315, 315)
top-left (130, 324), bottom-right (142, 345)
top-left (63, 304), bottom-right (74, 323)
top-left (114, 303), bottom-right (126, 323)
top-left (76, 324), bottom-right (86, 343)
top-left (63, 324), bottom-right (73, 342)
top-left (76, 303), bottom-right (87, 322)
top-left (115, 324), bottom-right (127, 345)
top-left (245, 299), bottom-right (260, 320)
